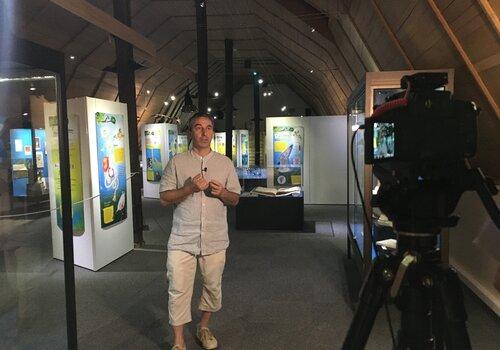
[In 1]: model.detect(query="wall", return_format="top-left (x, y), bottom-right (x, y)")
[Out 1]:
top-left (449, 189), bottom-right (500, 316)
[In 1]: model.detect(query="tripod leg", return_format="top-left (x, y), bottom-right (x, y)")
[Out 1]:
top-left (342, 256), bottom-right (397, 350)
top-left (396, 276), bottom-right (436, 350)
top-left (433, 266), bottom-right (472, 350)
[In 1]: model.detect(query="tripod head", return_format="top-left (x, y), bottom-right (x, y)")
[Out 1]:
top-left (364, 72), bottom-right (500, 236)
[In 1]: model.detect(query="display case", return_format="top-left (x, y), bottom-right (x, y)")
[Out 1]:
top-left (347, 70), bottom-right (454, 274)
top-left (236, 166), bottom-right (303, 231)
top-left (0, 36), bottom-right (76, 348)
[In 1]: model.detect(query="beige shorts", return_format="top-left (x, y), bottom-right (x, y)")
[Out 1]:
top-left (166, 249), bottom-right (226, 326)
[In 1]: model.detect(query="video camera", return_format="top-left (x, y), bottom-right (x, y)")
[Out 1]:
top-left (365, 72), bottom-right (477, 164)
top-left (363, 72), bottom-right (499, 233)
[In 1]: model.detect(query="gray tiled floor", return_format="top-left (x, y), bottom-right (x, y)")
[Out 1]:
top-left (1, 200), bottom-right (499, 349)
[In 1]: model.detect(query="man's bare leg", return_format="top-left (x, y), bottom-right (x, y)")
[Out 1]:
top-left (173, 324), bottom-right (185, 347)
top-left (200, 311), bottom-right (212, 328)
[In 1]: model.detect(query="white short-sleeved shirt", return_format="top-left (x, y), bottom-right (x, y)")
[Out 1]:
top-left (159, 150), bottom-right (241, 255)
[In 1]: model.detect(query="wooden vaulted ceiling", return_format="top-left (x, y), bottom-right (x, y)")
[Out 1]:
top-left (10, 0), bottom-right (500, 176)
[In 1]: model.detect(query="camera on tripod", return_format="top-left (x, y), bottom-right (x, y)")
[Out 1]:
top-left (343, 72), bottom-right (500, 350)
top-left (362, 72), bottom-right (498, 233)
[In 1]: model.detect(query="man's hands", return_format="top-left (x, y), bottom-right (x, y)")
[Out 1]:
top-left (209, 180), bottom-right (225, 198)
top-left (187, 175), bottom-right (225, 198)
top-left (189, 173), bottom-right (209, 193)
top-left (210, 179), bottom-right (239, 206)
top-left (178, 175), bottom-right (238, 206)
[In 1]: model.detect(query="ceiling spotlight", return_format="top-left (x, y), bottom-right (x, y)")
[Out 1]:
top-left (253, 71), bottom-right (258, 76)
top-left (311, 27), bottom-right (316, 32)
top-left (281, 106), bottom-right (287, 112)
top-left (214, 91), bottom-right (219, 97)
top-left (69, 55), bottom-right (76, 60)
top-left (29, 84), bottom-right (36, 91)
top-left (146, 89), bottom-right (151, 94)
top-left (310, 69), bottom-right (314, 73)
top-left (258, 78), bottom-right (264, 84)
top-left (170, 95), bottom-right (176, 101)
top-left (263, 92), bottom-right (268, 97)
top-left (300, 115), bottom-right (304, 118)
top-left (164, 101), bottom-right (169, 106)
top-left (22, 112), bottom-right (28, 116)
top-left (207, 107), bottom-right (212, 112)
top-left (214, 116), bottom-right (218, 120)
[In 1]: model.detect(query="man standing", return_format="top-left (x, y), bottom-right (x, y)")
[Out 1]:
top-left (160, 113), bottom-right (240, 350)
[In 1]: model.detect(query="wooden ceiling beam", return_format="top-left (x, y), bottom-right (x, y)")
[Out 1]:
top-left (477, 0), bottom-right (500, 36)
top-left (49, 0), bottom-right (195, 80)
top-left (369, 0), bottom-right (414, 69)
top-left (426, 0), bottom-right (499, 118)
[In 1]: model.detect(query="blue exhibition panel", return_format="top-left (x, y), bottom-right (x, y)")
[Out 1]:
top-left (9, 128), bottom-right (48, 197)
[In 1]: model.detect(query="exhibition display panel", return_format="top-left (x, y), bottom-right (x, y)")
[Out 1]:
top-left (213, 130), bottom-right (249, 167)
top-left (9, 128), bottom-right (49, 197)
top-left (266, 116), bottom-right (347, 205)
top-left (141, 123), bottom-right (178, 198)
top-left (177, 134), bottom-right (188, 153)
top-left (46, 97), bottom-right (134, 271)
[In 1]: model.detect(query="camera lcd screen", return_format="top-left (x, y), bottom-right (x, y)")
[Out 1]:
top-left (373, 122), bottom-right (395, 160)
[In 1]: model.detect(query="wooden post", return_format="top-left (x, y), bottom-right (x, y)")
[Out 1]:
top-left (113, 0), bottom-right (144, 245)
top-left (195, 0), bottom-right (208, 112)
top-left (225, 39), bottom-right (234, 159)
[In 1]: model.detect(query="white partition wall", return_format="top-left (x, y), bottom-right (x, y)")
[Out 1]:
top-left (45, 97), bottom-right (134, 271)
top-left (266, 116), bottom-right (347, 205)
top-left (141, 123), bottom-right (178, 198)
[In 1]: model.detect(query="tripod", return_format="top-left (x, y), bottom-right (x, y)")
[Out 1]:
top-left (342, 233), bottom-right (471, 350)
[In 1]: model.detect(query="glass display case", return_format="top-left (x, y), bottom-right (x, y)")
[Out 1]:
top-left (235, 166), bottom-right (303, 231)
top-left (1, 36), bottom-right (75, 348)
top-left (347, 80), bottom-right (367, 271)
